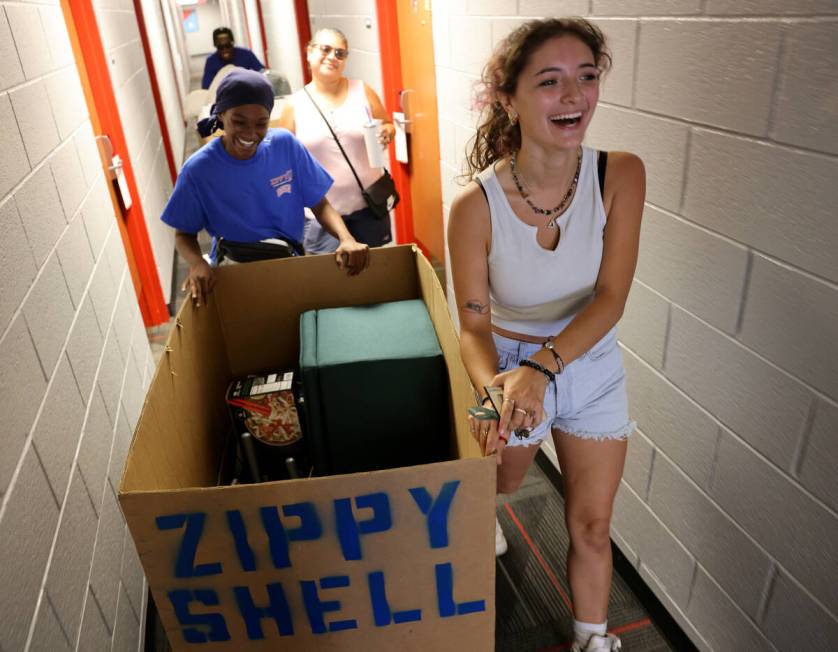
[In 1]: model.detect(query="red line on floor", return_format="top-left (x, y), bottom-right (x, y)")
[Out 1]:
top-left (504, 502), bottom-right (574, 612)
top-left (536, 617), bottom-right (654, 651)
top-left (610, 617), bottom-right (652, 635)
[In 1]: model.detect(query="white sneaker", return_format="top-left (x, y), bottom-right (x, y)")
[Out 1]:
top-left (495, 516), bottom-right (508, 556)
top-left (570, 633), bottom-right (622, 651)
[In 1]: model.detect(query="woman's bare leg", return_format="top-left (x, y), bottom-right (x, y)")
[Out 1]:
top-left (497, 443), bottom-right (541, 494)
top-left (554, 429), bottom-right (627, 622)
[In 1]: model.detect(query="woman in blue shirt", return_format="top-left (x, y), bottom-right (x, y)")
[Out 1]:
top-left (162, 69), bottom-right (369, 306)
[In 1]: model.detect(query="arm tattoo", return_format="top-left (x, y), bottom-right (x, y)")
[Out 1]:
top-left (462, 299), bottom-right (489, 315)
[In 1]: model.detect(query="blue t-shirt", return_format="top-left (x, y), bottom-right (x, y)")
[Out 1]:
top-left (161, 129), bottom-right (333, 256)
top-left (202, 47), bottom-right (265, 89)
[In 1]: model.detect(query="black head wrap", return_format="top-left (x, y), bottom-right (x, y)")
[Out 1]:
top-left (197, 69), bottom-right (274, 138)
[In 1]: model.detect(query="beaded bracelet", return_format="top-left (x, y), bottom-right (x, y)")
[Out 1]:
top-left (519, 359), bottom-right (556, 383)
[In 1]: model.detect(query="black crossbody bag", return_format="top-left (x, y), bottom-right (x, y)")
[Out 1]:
top-left (304, 88), bottom-right (399, 221)
top-left (216, 237), bottom-right (304, 263)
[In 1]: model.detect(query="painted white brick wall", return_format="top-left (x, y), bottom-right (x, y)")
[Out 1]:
top-left (262, 0), bottom-right (305, 92)
top-left (0, 2), bottom-right (155, 650)
top-left (431, 2), bottom-right (838, 648)
top-left (309, 0), bottom-right (384, 98)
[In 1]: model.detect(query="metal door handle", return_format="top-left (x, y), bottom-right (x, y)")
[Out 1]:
top-left (398, 89), bottom-right (415, 133)
top-left (394, 113), bottom-right (412, 133)
top-left (399, 89), bottom-right (415, 115)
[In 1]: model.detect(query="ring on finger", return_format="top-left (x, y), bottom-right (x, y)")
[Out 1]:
top-left (513, 407), bottom-right (528, 417)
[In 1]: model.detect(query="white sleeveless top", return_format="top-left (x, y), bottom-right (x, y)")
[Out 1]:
top-left (292, 79), bottom-right (382, 215)
top-left (478, 146), bottom-right (607, 338)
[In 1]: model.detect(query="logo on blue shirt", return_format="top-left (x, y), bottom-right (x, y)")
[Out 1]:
top-left (271, 169), bottom-right (293, 198)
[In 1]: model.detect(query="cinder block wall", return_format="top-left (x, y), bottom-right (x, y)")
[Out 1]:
top-left (0, 1), bottom-right (160, 650)
top-left (434, 2), bottom-right (838, 650)
top-left (308, 0), bottom-right (384, 97)
top-left (261, 0), bottom-right (305, 92)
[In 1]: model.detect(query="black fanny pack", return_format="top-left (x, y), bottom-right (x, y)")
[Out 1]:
top-left (361, 169), bottom-right (400, 221)
top-left (217, 237), bottom-right (304, 264)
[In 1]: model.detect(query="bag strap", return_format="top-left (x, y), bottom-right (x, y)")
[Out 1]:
top-left (304, 87), bottom-right (366, 194)
top-left (597, 150), bottom-right (608, 199)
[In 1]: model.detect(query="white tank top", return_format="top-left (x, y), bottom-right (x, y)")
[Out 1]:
top-left (478, 146), bottom-right (607, 338)
top-left (292, 79), bottom-right (382, 215)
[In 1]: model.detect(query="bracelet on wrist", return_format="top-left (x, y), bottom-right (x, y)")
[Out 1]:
top-left (519, 358), bottom-right (555, 383)
top-left (542, 340), bottom-right (565, 374)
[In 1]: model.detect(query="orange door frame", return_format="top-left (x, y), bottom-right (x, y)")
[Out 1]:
top-left (62, 0), bottom-right (170, 326)
top-left (133, 0), bottom-right (177, 184)
top-left (294, 0), bottom-right (312, 84)
top-left (255, 0), bottom-right (270, 67)
top-left (374, 0), bottom-right (415, 248)
top-left (239, 0), bottom-right (254, 50)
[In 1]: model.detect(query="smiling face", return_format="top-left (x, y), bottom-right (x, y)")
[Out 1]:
top-left (505, 35), bottom-right (600, 152)
top-left (307, 30), bottom-right (348, 83)
top-left (216, 33), bottom-right (235, 63)
top-left (219, 104), bottom-right (270, 160)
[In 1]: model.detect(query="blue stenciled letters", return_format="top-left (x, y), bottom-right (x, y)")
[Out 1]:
top-left (334, 493), bottom-right (392, 561)
top-left (234, 583), bottom-right (294, 639)
top-left (409, 480), bottom-right (460, 549)
top-left (168, 589), bottom-right (230, 643)
top-left (260, 501), bottom-right (323, 569)
top-left (300, 575), bottom-right (358, 634)
top-left (156, 513), bottom-right (222, 577)
top-left (368, 571), bottom-right (422, 626)
top-left (435, 563), bottom-right (486, 617)
top-left (226, 510), bottom-right (257, 571)
top-left (156, 483), bottom-right (488, 643)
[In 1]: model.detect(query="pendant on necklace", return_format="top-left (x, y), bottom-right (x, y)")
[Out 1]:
top-left (546, 218), bottom-right (557, 229)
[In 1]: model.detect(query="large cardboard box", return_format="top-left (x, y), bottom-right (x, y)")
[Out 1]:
top-left (119, 245), bottom-right (496, 651)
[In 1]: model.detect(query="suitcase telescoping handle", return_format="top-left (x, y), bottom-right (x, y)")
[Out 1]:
top-left (240, 432), bottom-right (263, 483)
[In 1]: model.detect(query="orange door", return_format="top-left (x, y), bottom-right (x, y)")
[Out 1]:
top-left (394, 0), bottom-right (445, 265)
top-left (376, 0), bottom-right (444, 265)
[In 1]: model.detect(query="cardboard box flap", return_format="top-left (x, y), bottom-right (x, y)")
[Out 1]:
top-left (214, 246), bottom-right (420, 378)
top-left (121, 290), bottom-right (231, 493)
top-left (414, 252), bottom-right (481, 460)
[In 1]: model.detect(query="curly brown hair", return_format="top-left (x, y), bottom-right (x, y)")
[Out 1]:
top-left (464, 18), bottom-right (611, 181)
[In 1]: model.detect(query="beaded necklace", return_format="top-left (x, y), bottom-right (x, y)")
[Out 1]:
top-left (510, 148), bottom-right (582, 229)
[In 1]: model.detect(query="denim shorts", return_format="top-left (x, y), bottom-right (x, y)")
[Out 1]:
top-left (494, 327), bottom-right (635, 447)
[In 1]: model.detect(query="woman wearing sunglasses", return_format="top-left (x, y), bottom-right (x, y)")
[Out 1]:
top-left (279, 28), bottom-right (396, 253)
top-left (449, 18), bottom-right (645, 652)
top-left (201, 27), bottom-right (265, 90)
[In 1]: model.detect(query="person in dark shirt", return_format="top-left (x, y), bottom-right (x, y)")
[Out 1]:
top-left (202, 27), bottom-right (265, 90)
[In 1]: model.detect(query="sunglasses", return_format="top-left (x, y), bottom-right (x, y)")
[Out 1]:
top-left (312, 43), bottom-right (348, 61)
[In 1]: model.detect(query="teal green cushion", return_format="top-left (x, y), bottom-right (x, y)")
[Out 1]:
top-left (308, 299), bottom-right (441, 366)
